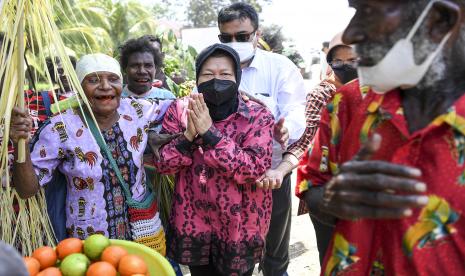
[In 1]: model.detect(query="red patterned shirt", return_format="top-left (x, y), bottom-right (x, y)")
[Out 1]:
top-left (299, 80), bottom-right (465, 275)
top-left (155, 96), bottom-right (274, 275)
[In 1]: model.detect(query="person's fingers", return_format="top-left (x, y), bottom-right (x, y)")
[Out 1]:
top-left (191, 98), bottom-right (202, 117)
top-left (332, 173), bottom-right (427, 193)
top-left (340, 161), bottom-right (422, 178)
top-left (262, 178), bottom-right (271, 190)
top-left (276, 117), bottom-right (285, 128)
top-left (281, 132), bottom-right (289, 143)
top-left (272, 178), bottom-right (282, 189)
top-left (353, 133), bottom-right (382, 161)
top-left (192, 94), bottom-right (203, 115)
top-left (198, 93), bottom-right (208, 112)
top-left (10, 130), bottom-right (29, 142)
top-left (332, 190), bottom-right (429, 208)
top-left (187, 109), bottom-right (198, 131)
top-left (241, 91), bottom-right (250, 102)
top-left (11, 125), bottom-right (30, 133)
top-left (256, 174), bottom-right (265, 183)
top-left (323, 201), bottom-right (413, 220)
top-left (153, 147), bottom-right (161, 161)
top-left (12, 107), bottom-right (28, 118)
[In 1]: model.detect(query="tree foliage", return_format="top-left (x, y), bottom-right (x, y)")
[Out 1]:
top-left (186, 0), bottom-right (272, 27)
top-left (54, 0), bottom-right (158, 56)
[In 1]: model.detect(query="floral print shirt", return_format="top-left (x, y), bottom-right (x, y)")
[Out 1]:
top-left (299, 80), bottom-right (465, 275)
top-left (30, 98), bottom-right (171, 239)
top-left (155, 97), bottom-right (274, 275)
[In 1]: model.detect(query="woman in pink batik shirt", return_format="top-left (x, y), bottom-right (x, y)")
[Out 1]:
top-left (155, 44), bottom-right (274, 276)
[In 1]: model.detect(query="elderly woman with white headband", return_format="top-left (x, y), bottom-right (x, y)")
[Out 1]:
top-left (9, 54), bottom-right (171, 250)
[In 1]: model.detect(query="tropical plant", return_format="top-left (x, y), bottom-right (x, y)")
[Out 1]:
top-left (54, 0), bottom-right (159, 56)
top-left (186, 0), bottom-right (272, 27)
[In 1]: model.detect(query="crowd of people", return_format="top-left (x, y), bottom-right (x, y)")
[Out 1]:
top-left (2, 0), bottom-right (465, 275)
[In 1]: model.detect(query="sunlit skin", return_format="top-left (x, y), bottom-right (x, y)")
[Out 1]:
top-left (125, 52), bottom-right (156, 95)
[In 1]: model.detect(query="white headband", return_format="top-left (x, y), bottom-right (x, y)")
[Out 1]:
top-left (76, 53), bottom-right (122, 84)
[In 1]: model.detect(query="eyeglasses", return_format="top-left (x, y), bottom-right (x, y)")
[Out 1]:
top-left (218, 31), bottom-right (256, 43)
top-left (329, 58), bottom-right (360, 69)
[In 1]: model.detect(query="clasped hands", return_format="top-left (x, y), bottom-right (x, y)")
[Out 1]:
top-left (184, 94), bottom-right (213, 142)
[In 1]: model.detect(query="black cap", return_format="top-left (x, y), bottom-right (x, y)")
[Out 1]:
top-left (195, 43), bottom-right (242, 85)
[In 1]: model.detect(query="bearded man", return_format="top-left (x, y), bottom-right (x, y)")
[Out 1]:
top-left (299, 0), bottom-right (465, 275)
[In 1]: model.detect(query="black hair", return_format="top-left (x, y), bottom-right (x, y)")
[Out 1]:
top-left (195, 44), bottom-right (242, 84)
top-left (326, 45), bottom-right (353, 63)
top-left (119, 38), bottom-right (164, 70)
top-left (139, 34), bottom-right (163, 51)
top-left (45, 56), bottom-right (77, 83)
top-left (218, 2), bottom-right (259, 31)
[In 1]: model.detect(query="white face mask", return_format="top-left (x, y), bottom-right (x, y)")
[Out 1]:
top-left (358, 0), bottom-right (452, 94)
top-left (224, 34), bottom-right (256, 62)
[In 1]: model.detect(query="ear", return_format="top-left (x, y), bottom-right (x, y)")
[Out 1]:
top-left (253, 29), bottom-right (262, 49)
top-left (428, 0), bottom-right (462, 43)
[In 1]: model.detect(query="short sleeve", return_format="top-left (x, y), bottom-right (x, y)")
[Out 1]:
top-left (136, 98), bottom-right (173, 124)
top-left (30, 120), bottom-right (63, 186)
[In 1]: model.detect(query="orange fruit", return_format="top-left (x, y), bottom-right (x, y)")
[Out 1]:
top-left (118, 255), bottom-right (147, 276)
top-left (86, 261), bottom-right (117, 276)
top-left (37, 267), bottom-right (62, 276)
top-left (32, 246), bottom-right (57, 270)
top-left (23, 257), bottom-right (40, 276)
top-left (101, 245), bottom-right (128, 268)
top-left (56, 238), bottom-right (83, 260)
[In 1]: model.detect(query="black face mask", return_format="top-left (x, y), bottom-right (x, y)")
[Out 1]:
top-left (198, 78), bottom-right (238, 106)
top-left (198, 78), bottom-right (239, 121)
top-left (332, 64), bottom-right (358, 84)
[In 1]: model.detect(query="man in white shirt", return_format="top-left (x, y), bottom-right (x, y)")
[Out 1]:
top-left (218, 3), bottom-right (307, 275)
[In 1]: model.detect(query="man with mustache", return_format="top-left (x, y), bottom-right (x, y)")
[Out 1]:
top-left (300, 0), bottom-right (465, 275)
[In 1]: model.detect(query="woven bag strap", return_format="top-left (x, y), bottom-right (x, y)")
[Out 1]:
top-left (84, 111), bottom-right (154, 208)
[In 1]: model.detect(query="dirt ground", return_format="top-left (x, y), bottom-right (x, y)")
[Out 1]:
top-left (181, 171), bottom-right (321, 276)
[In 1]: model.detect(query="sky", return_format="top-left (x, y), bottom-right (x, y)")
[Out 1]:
top-left (147, 0), bottom-right (355, 63)
top-left (260, 0), bottom-right (355, 56)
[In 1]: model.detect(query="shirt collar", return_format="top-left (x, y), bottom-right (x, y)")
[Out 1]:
top-left (247, 48), bottom-right (264, 70)
top-left (122, 85), bottom-right (154, 98)
top-left (366, 89), bottom-right (465, 136)
top-left (432, 95), bottom-right (465, 136)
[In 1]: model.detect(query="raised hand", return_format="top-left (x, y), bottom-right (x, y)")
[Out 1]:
top-left (189, 93), bottom-right (212, 135)
top-left (274, 117), bottom-right (289, 149)
top-left (320, 134), bottom-right (429, 220)
top-left (184, 100), bottom-right (198, 142)
top-left (10, 107), bottom-right (32, 145)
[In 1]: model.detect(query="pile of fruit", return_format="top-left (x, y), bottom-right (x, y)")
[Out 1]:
top-left (23, 234), bottom-right (149, 276)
